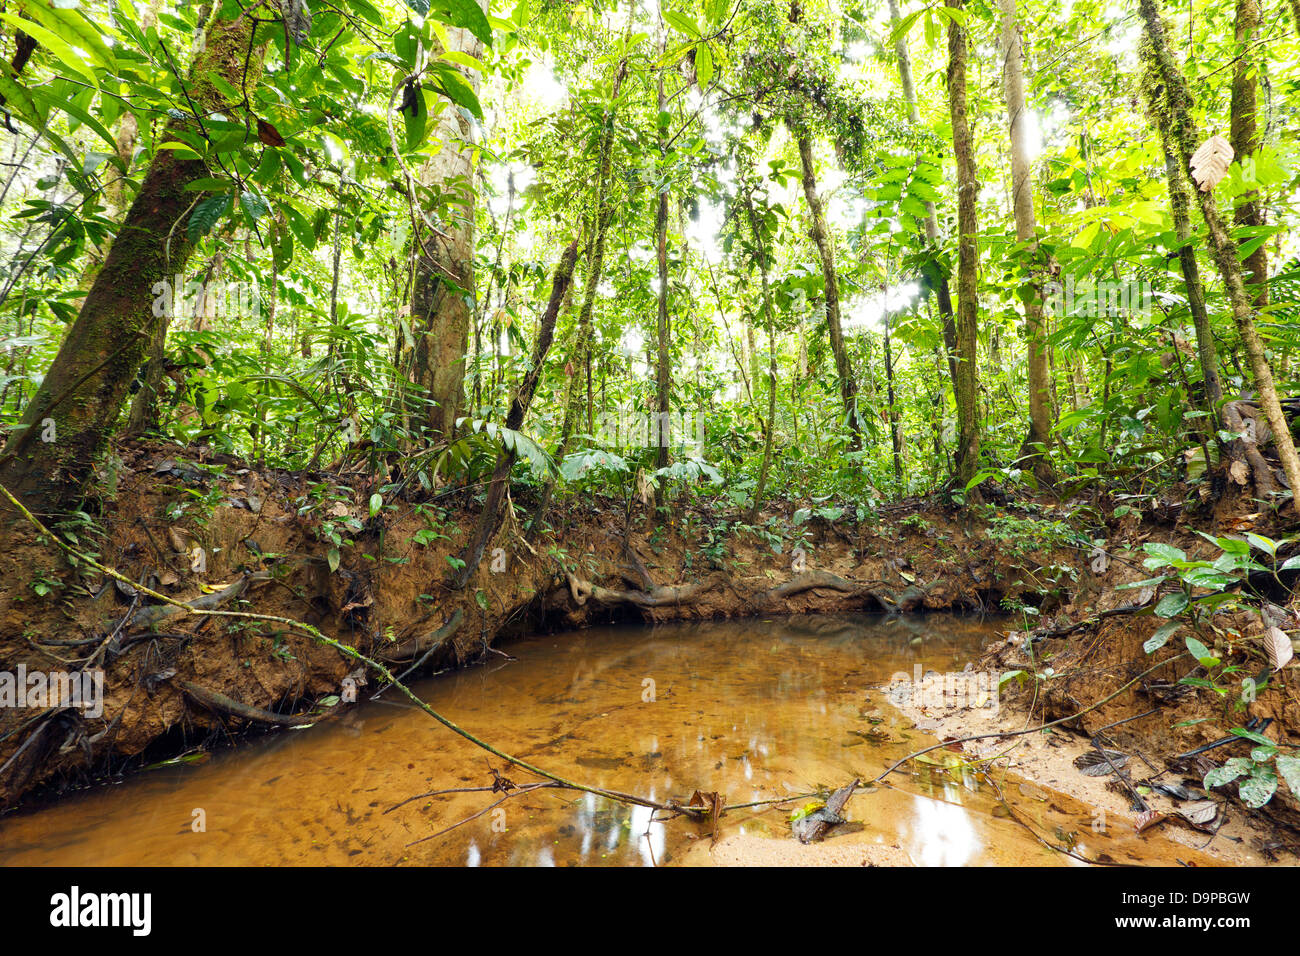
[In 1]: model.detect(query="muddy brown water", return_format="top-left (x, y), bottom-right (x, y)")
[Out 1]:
top-left (0, 614), bottom-right (1216, 866)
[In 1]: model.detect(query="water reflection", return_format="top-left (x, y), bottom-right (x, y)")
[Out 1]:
top-left (0, 614), bottom-right (1214, 867)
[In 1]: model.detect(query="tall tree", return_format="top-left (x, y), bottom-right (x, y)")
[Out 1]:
top-left (0, 9), bottom-right (265, 513)
top-left (794, 133), bottom-right (862, 451)
top-left (999, 0), bottom-right (1054, 476)
top-left (1230, 0), bottom-right (1268, 309)
top-left (1139, 0), bottom-right (1300, 506)
top-left (887, 0), bottom-right (958, 391)
top-left (408, 0), bottom-right (489, 442)
top-left (946, 0), bottom-right (982, 486)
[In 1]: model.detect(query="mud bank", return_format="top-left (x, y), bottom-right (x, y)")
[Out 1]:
top-left (3, 438), bottom-right (1300, 851)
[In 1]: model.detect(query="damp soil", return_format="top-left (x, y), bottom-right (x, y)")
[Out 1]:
top-left (0, 614), bottom-right (1229, 867)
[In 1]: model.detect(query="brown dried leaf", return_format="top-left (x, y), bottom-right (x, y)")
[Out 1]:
top-left (1135, 809), bottom-right (1167, 834)
top-left (1190, 135), bottom-right (1234, 192)
top-left (1265, 626), bottom-right (1294, 671)
top-left (1177, 800), bottom-right (1219, 828)
top-left (256, 117), bottom-right (286, 147)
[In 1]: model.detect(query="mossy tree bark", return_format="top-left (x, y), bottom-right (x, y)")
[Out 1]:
top-left (1139, 39), bottom-right (1225, 421)
top-left (1140, 0), bottom-right (1300, 507)
top-left (794, 134), bottom-right (862, 451)
top-left (0, 10), bottom-right (265, 514)
top-left (998, 0), bottom-right (1054, 477)
top-left (946, 0), bottom-right (982, 487)
top-left (1230, 0), bottom-right (1268, 310)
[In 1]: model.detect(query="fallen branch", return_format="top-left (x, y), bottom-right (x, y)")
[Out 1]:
top-left (180, 681), bottom-right (319, 728)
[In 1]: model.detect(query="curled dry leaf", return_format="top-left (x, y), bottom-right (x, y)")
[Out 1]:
top-left (1176, 800), bottom-right (1219, 828)
top-left (1265, 626), bottom-right (1294, 671)
top-left (1189, 134), bottom-right (1234, 192)
top-left (1135, 809), bottom-right (1167, 834)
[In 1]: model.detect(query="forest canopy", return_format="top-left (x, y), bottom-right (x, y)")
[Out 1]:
top-left (0, 0), bottom-right (1296, 523)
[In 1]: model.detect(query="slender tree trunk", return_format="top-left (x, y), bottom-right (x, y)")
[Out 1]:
top-left (883, 311), bottom-right (903, 486)
top-left (946, 0), bottom-right (982, 487)
top-left (1230, 0), bottom-right (1268, 309)
top-left (1140, 0), bottom-right (1300, 507)
top-left (1141, 60), bottom-right (1224, 417)
top-left (452, 242), bottom-right (578, 588)
top-left (743, 185), bottom-right (779, 525)
top-left (526, 60), bottom-right (627, 538)
top-left (408, 0), bottom-right (488, 441)
top-left (794, 134), bottom-right (861, 450)
top-left (999, 0), bottom-right (1053, 476)
top-left (0, 10), bottom-right (264, 513)
top-left (653, 54), bottom-right (672, 507)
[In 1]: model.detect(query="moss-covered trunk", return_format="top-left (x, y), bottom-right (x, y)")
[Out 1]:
top-left (1140, 0), bottom-right (1300, 508)
top-left (946, 0), bottom-right (982, 487)
top-left (0, 11), bottom-right (264, 514)
top-left (795, 135), bottom-right (861, 451)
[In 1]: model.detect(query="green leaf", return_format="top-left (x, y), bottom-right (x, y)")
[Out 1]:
top-left (1276, 755), bottom-right (1300, 795)
top-left (695, 41), bottom-right (713, 88)
top-left (426, 0), bottom-right (494, 47)
top-left (240, 189), bottom-right (270, 222)
top-left (1184, 635), bottom-right (1219, 667)
top-left (0, 12), bottom-right (98, 87)
top-left (428, 62), bottom-right (483, 119)
top-left (327, 547), bottom-right (341, 573)
top-left (1246, 532), bottom-right (1279, 557)
top-left (1154, 591), bottom-right (1188, 618)
top-left (1203, 756), bottom-right (1251, 789)
top-left (187, 194), bottom-right (230, 244)
top-left (369, 493), bottom-right (383, 517)
top-left (1144, 621), bottom-right (1179, 654)
top-left (1238, 765), bottom-right (1278, 809)
top-left (663, 10), bottom-right (702, 37)
top-left (1230, 726), bottom-right (1276, 747)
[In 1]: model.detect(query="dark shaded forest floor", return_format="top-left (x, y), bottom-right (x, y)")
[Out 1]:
top-left (2, 439), bottom-right (1299, 860)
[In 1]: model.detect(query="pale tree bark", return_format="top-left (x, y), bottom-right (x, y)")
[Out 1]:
top-left (794, 134), bottom-right (862, 451)
top-left (409, 0), bottom-right (488, 442)
top-left (998, 0), bottom-right (1053, 477)
top-left (0, 10), bottom-right (265, 515)
top-left (946, 0), bottom-right (982, 487)
top-left (1140, 0), bottom-right (1300, 508)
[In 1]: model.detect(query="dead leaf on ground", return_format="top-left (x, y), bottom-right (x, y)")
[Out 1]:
top-left (1074, 749), bottom-right (1130, 776)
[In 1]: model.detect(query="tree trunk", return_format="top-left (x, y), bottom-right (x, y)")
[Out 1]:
top-left (794, 134), bottom-right (861, 450)
top-left (999, 0), bottom-right (1053, 476)
top-left (653, 55), bottom-right (672, 506)
top-left (0, 10), bottom-right (264, 513)
top-left (525, 60), bottom-right (627, 539)
top-left (1139, 0), bottom-right (1300, 508)
top-left (408, 0), bottom-right (488, 442)
top-left (452, 241), bottom-right (578, 588)
top-left (946, 0), bottom-right (982, 487)
top-left (1230, 0), bottom-right (1268, 310)
top-left (1141, 57), bottom-right (1225, 419)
